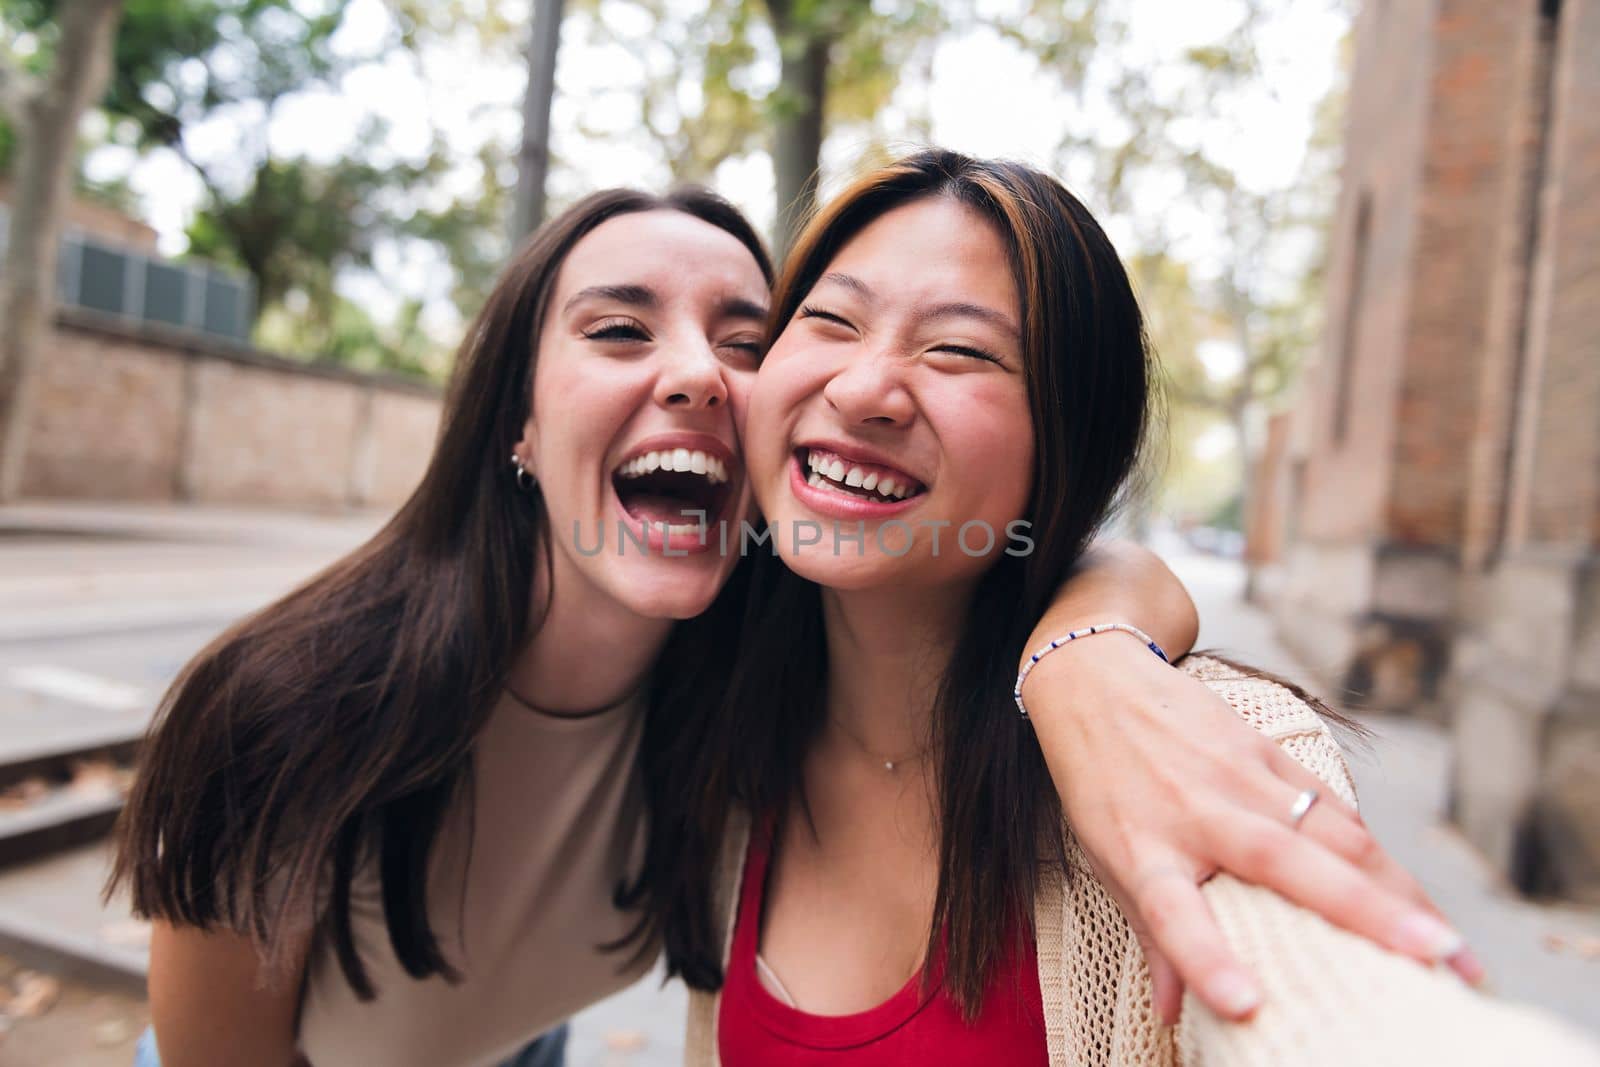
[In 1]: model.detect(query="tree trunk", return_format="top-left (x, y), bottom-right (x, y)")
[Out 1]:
top-left (766, 0), bottom-right (828, 258)
top-left (510, 0), bottom-right (565, 245)
top-left (0, 0), bottom-right (125, 502)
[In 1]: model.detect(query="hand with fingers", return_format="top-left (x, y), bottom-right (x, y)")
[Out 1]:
top-left (1018, 632), bottom-right (1484, 1027)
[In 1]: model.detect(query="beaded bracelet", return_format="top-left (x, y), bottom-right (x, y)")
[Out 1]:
top-left (1013, 622), bottom-right (1170, 719)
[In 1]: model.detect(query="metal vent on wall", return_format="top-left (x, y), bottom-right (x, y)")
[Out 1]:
top-left (0, 203), bottom-right (256, 344)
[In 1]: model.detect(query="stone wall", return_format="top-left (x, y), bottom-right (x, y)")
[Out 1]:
top-left (20, 308), bottom-right (441, 512)
top-left (1253, 0), bottom-right (1600, 902)
top-left (1446, 0), bottom-right (1600, 904)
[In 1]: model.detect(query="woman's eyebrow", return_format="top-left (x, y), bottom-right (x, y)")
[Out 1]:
top-left (562, 284), bottom-right (656, 314)
top-left (719, 296), bottom-right (770, 322)
top-left (818, 272), bottom-right (1017, 337)
top-left (919, 300), bottom-right (1021, 339)
top-left (817, 271), bottom-right (873, 300)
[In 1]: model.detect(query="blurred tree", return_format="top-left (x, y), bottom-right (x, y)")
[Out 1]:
top-left (0, 0), bottom-right (125, 502)
top-left (383, 0), bottom-right (529, 319)
top-left (13, 0), bottom-right (492, 375)
top-left (180, 122), bottom-right (450, 341)
top-left (765, 0), bottom-right (953, 251)
top-left (1022, 0), bottom-right (1347, 533)
top-left (88, 0), bottom-right (419, 363)
top-left (572, 0), bottom-right (766, 184)
top-left (577, 0), bottom-right (950, 252)
top-left (511, 0), bottom-right (565, 240)
top-left (1159, 37), bottom-right (1343, 531)
top-left (0, 0), bottom-right (133, 205)
top-left (256, 293), bottom-right (439, 379)
top-left (404, 143), bottom-right (515, 326)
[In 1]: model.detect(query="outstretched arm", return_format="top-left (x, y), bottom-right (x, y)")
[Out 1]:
top-left (1023, 541), bottom-right (1481, 1024)
top-left (1174, 662), bottom-right (1598, 1065)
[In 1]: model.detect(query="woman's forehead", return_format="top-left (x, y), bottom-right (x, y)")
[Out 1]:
top-left (557, 209), bottom-right (769, 305)
top-left (814, 199), bottom-right (1017, 319)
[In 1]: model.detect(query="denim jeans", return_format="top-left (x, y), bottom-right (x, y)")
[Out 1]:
top-left (133, 1023), bottom-right (569, 1067)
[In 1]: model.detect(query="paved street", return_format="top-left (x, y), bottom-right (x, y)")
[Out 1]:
top-left (0, 504), bottom-right (1594, 1066)
top-left (0, 503), bottom-right (381, 768)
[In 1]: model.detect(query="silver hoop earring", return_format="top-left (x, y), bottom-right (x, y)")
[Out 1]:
top-left (510, 453), bottom-right (538, 492)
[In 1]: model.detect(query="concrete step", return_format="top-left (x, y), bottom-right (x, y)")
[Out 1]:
top-left (0, 721), bottom-right (141, 792)
top-left (0, 842), bottom-right (147, 994)
top-left (0, 784), bottom-right (127, 869)
top-left (0, 715), bottom-right (140, 869)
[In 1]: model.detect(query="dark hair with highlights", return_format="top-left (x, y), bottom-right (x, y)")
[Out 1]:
top-left (109, 187), bottom-right (771, 999)
top-left (646, 148), bottom-right (1161, 1015)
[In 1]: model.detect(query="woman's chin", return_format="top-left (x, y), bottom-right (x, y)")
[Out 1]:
top-left (778, 548), bottom-right (908, 592)
top-left (608, 563), bottom-right (729, 620)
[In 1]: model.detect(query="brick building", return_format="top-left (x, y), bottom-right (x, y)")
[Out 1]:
top-left (1253, 0), bottom-right (1599, 902)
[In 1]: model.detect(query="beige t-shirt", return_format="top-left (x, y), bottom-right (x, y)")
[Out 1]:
top-left (296, 691), bottom-right (653, 1067)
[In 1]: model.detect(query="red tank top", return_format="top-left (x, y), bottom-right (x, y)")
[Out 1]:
top-left (717, 826), bottom-right (1049, 1066)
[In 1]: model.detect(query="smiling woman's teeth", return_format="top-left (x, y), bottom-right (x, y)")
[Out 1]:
top-left (615, 449), bottom-right (728, 484)
top-left (804, 451), bottom-right (913, 501)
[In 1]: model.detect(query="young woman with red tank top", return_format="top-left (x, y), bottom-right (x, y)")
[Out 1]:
top-left (652, 150), bottom-right (1600, 1067)
top-left (719, 825), bottom-right (1046, 1066)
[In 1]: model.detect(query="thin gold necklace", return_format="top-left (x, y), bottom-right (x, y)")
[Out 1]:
top-left (828, 714), bottom-right (928, 772)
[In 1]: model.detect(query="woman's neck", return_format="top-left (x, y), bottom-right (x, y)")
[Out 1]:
top-left (505, 553), bottom-right (674, 714)
top-left (820, 581), bottom-right (974, 759)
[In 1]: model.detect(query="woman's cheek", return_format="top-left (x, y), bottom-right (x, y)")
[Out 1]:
top-left (929, 385), bottom-right (1034, 521)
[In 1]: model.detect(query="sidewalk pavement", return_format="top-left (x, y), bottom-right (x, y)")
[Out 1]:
top-left (0, 501), bottom-right (383, 642)
top-left (0, 504), bottom-right (1595, 1065)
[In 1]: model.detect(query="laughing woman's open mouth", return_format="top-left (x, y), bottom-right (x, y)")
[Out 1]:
top-left (611, 439), bottom-right (738, 553)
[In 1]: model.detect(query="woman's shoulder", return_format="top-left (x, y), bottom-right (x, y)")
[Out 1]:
top-left (1176, 652), bottom-right (1359, 806)
top-left (1178, 652), bottom-right (1340, 736)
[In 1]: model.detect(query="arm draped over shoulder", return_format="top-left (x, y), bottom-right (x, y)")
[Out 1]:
top-left (685, 657), bottom-right (1600, 1067)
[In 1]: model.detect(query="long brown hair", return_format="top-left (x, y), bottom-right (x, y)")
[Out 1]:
top-left (109, 188), bottom-right (772, 998)
top-left (648, 149), bottom-right (1161, 1013)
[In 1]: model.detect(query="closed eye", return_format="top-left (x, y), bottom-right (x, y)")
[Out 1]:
top-left (721, 337), bottom-right (763, 358)
top-left (583, 318), bottom-right (650, 342)
top-left (798, 305), bottom-right (855, 330)
top-left (933, 343), bottom-right (1002, 364)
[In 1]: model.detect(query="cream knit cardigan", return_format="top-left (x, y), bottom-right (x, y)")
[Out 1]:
top-left (684, 656), bottom-right (1600, 1066)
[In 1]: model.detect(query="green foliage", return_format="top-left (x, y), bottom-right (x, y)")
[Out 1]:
top-left (187, 144), bottom-right (377, 307)
top-left (819, 0), bottom-right (948, 131)
top-left (256, 293), bottom-right (441, 379)
top-left (1012, 0), bottom-right (1348, 520)
top-left (574, 0), bottom-right (950, 190)
top-left (566, 0), bottom-right (765, 183)
top-left (1206, 491), bottom-right (1244, 533)
top-left (399, 143), bottom-right (513, 326)
top-left (388, 0), bottom-right (525, 57)
top-left (0, 0), bottom-right (130, 204)
top-left (5, 0), bottom-right (517, 377)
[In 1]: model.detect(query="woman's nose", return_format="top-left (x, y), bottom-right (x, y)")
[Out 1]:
top-left (654, 342), bottom-right (729, 411)
top-left (822, 350), bottom-right (914, 426)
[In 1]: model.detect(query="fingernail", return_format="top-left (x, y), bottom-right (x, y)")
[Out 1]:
top-left (1452, 947), bottom-right (1487, 987)
top-left (1206, 971), bottom-right (1261, 1017)
top-left (1394, 913), bottom-right (1465, 961)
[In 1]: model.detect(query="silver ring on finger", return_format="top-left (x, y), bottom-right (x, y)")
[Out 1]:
top-left (1288, 788), bottom-right (1320, 830)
